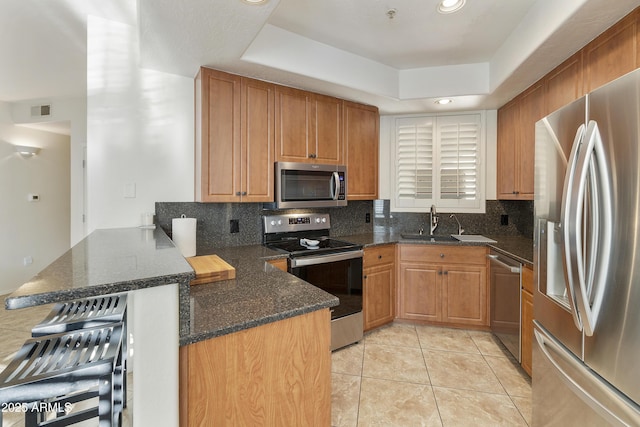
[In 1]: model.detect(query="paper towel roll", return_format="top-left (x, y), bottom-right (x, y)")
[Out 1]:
top-left (172, 216), bottom-right (197, 257)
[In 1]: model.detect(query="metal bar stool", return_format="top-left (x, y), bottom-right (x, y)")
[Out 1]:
top-left (0, 323), bottom-right (124, 426)
top-left (31, 294), bottom-right (128, 407)
top-left (31, 294), bottom-right (127, 336)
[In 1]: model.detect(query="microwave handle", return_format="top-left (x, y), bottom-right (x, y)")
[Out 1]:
top-left (331, 172), bottom-right (340, 200)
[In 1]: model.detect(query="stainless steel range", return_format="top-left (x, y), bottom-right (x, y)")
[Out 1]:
top-left (263, 213), bottom-right (363, 350)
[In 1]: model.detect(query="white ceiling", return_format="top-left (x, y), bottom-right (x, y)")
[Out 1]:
top-left (2, 0), bottom-right (640, 119)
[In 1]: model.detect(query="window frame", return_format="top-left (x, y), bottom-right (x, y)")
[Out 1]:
top-left (389, 111), bottom-right (486, 214)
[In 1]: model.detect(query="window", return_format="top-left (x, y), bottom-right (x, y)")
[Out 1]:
top-left (391, 113), bottom-right (485, 213)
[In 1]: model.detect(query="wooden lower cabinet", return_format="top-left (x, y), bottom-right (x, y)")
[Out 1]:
top-left (179, 309), bottom-right (331, 426)
top-left (521, 265), bottom-right (534, 376)
top-left (267, 257), bottom-right (288, 272)
top-left (397, 245), bottom-right (489, 328)
top-left (363, 245), bottom-right (395, 331)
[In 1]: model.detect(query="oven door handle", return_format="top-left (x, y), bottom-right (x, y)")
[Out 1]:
top-left (290, 250), bottom-right (364, 268)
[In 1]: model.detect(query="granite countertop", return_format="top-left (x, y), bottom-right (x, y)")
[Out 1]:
top-left (181, 245), bottom-right (338, 346)
top-left (4, 227), bottom-right (196, 336)
top-left (341, 231), bottom-right (534, 266)
top-left (3, 227), bottom-right (338, 347)
top-left (3, 226), bottom-right (531, 350)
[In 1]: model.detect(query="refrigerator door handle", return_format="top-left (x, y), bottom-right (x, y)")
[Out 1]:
top-left (534, 321), bottom-right (640, 426)
top-left (560, 124), bottom-right (586, 331)
top-left (568, 121), bottom-right (612, 336)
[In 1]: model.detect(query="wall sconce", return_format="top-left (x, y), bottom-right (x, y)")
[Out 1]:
top-left (14, 145), bottom-right (41, 157)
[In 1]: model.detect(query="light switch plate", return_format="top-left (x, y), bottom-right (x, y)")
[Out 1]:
top-left (124, 183), bottom-right (136, 198)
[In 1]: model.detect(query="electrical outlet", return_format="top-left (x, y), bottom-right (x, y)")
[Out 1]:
top-left (500, 214), bottom-right (509, 226)
top-left (230, 219), bottom-right (240, 233)
top-left (365, 213), bottom-right (371, 223)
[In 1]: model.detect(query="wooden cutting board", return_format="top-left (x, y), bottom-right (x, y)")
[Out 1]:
top-left (186, 255), bottom-right (236, 285)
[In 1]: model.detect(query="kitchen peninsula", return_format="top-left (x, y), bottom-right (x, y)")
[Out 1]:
top-left (3, 226), bottom-right (339, 426)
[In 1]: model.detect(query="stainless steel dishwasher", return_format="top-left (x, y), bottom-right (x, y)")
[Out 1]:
top-left (488, 249), bottom-right (522, 361)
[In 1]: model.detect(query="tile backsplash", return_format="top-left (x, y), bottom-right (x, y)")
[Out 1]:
top-left (155, 201), bottom-right (375, 253)
top-left (373, 200), bottom-right (533, 238)
top-left (155, 199), bottom-right (533, 252)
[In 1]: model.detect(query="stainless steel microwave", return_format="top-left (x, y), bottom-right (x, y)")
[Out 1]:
top-left (274, 162), bottom-right (347, 208)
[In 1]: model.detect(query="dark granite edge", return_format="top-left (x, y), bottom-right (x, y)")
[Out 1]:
top-left (5, 272), bottom-right (195, 310)
top-left (179, 296), bottom-right (339, 346)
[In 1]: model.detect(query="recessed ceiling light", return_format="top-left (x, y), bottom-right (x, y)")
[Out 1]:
top-left (435, 98), bottom-right (453, 105)
top-left (437, 0), bottom-right (466, 14)
top-left (242, 0), bottom-right (268, 4)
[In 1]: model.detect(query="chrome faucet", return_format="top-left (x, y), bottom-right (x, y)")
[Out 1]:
top-left (450, 214), bottom-right (464, 235)
top-left (429, 205), bottom-right (439, 235)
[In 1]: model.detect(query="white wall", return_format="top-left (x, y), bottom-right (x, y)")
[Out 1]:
top-left (86, 12), bottom-right (194, 231)
top-left (0, 102), bottom-right (70, 294)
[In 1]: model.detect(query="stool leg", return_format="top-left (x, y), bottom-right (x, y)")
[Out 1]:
top-left (25, 402), bottom-right (39, 427)
top-left (98, 376), bottom-right (113, 427)
top-left (122, 314), bottom-right (127, 409)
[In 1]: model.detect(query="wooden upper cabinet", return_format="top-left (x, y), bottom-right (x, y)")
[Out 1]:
top-left (274, 86), bottom-right (313, 163)
top-left (584, 10), bottom-right (639, 93)
top-left (313, 94), bottom-right (343, 164)
top-left (497, 7), bottom-right (640, 202)
top-left (196, 68), bottom-right (241, 202)
top-left (496, 101), bottom-right (518, 199)
top-left (343, 101), bottom-right (379, 200)
top-left (196, 68), bottom-right (274, 202)
top-left (497, 82), bottom-right (543, 200)
top-left (241, 77), bottom-right (275, 202)
top-left (518, 82), bottom-right (544, 198)
top-left (545, 52), bottom-right (584, 114)
top-left (275, 86), bottom-right (343, 164)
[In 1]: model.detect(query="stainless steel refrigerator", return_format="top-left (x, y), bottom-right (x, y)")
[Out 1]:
top-left (533, 68), bottom-right (640, 426)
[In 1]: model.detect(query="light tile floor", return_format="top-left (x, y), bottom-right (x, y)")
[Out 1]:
top-left (332, 322), bottom-right (532, 427)
top-left (0, 299), bottom-right (133, 427)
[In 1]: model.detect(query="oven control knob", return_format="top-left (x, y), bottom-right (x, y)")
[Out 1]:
top-left (270, 220), bottom-right (276, 226)
top-left (315, 218), bottom-right (321, 223)
top-left (322, 218), bottom-right (327, 223)
top-left (277, 220), bottom-right (282, 226)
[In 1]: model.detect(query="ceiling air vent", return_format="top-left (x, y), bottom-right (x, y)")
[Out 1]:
top-left (31, 104), bottom-right (51, 117)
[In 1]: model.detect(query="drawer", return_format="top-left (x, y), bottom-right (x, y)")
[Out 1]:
top-left (399, 244), bottom-right (487, 265)
top-left (364, 244), bottom-right (396, 268)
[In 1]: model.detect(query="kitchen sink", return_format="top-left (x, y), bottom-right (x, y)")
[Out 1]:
top-left (400, 234), bottom-right (457, 242)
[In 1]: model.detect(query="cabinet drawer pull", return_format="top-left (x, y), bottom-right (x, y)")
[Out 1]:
top-left (378, 255), bottom-right (382, 259)
top-left (440, 253), bottom-right (444, 258)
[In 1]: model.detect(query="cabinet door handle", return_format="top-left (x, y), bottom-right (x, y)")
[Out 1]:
top-left (438, 270), bottom-right (443, 275)
top-left (378, 255), bottom-right (382, 259)
top-left (364, 275), bottom-right (368, 279)
top-left (440, 253), bottom-right (445, 258)
top-left (444, 271), bottom-right (448, 275)
top-left (242, 191), bottom-right (247, 196)
top-left (235, 192), bottom-right (241, 196)
top-left (308, 154), bottom-right (317, 159)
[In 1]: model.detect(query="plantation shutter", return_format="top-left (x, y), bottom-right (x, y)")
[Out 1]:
top-left (395, 117), bottom-right (434, 207)
top-left (437, 115), bottom-right (480, 203)
top-left (392, 113), bottom-right (483, 212)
